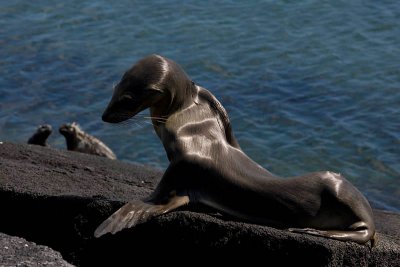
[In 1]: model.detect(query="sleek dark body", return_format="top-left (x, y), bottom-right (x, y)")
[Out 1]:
top-left (95, 55), bottom-right (376, 245)
top-left (27, 124), bottom-right (52, 146)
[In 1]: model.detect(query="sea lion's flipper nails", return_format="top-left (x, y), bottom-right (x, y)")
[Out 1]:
top-left (94, 195), bottom-right (189, 238)
top-left (288, 225), bottom-right (374, 245)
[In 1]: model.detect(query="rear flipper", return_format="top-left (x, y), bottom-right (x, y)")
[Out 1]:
top-left (288, 221), bottom-right (376, 247)
top-left (94, 192), bottom-right (189, 238)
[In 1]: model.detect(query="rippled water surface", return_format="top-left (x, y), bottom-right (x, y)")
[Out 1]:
top-left (1, 1), bottom-right (399, 211)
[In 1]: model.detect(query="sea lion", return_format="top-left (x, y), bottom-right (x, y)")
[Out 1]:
top-left (59, 122), bottom-right (117, 160)
top-left (94, 54), bottom-right (376, 246)
top-left (27, 124), bottom-right (52, 146)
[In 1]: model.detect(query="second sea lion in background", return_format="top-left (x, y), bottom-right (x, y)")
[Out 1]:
top-left (59, 122), bottom-right (116, 160)
top-left (27, 124), bottom-right (52, 147)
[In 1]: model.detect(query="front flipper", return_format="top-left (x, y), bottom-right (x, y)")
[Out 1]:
top-left (94, 192), bottom-right (189, 238)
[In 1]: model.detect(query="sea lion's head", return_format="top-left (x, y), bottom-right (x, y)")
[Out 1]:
top-left (102, 54), bottom-right (195, 123)
top-left (27, 124), bottom-right (52, 146)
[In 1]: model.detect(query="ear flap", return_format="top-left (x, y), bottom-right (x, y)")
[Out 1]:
top-left (191, 82), bottom-right (199, 105)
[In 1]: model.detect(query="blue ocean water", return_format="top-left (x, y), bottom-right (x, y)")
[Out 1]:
top-left (0, 1), bottom-right (399, 211)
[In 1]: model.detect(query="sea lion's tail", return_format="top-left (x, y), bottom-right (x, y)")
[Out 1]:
top-left (94, 194), bottom-right (189, 238)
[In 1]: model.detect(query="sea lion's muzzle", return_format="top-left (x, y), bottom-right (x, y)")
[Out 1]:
top-left (101, 109), bottom-right (117, 123)
top-left (102, 107), bottom-right (133, 123)
top-left (101, 90), bottom-right (137, 123)
top-left (102, 98), bottom-right (140, 124)
top-left (102, 86), bottom-right (164, 123)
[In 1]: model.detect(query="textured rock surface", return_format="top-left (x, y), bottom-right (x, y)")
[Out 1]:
top-left (0, 142), bottom-right (399, 266)
top-left (0, 233), bottom-right (73, 267)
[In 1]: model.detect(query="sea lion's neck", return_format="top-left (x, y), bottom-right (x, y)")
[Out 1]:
top-left (149, 84), bottom-right (200, 161)
top-left (152, 85), bottom-right (238, 163)
top-left (150, 81), bottom-right (197, 122)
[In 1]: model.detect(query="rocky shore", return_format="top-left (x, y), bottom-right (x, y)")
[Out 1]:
top-left (0, 142), bottom-right (399, 266)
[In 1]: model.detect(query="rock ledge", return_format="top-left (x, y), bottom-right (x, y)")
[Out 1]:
top-left (0, 142), bottom-right (399, 266)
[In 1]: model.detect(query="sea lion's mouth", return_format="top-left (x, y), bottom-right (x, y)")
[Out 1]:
top-left (102, 98), bottom-right (147, 123)
top-left (102, 113), bottom-right (125, 123)
top-left (102, 110), bottom-right (136, 123)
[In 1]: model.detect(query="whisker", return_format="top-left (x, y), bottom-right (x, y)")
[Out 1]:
top-left (139, 120), bottom-right (154, 126)
top-left (144, 116), bottom-right (168, 121)
top-left (103, 112), bottom-right (168, 128)
top-left (126, 117), bottom-right (153, 128)
top-left (111, 119), bottom-right (145, 130)
top-left (131, 114), bottom-right (168, 124)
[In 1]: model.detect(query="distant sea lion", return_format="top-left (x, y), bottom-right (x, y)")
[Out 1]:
top-left (59, 122), bottom-right (116, 160)
top-left (27, 124), bottom-right (52, 147)
top-left (94, 55), bottom-right (376, 246)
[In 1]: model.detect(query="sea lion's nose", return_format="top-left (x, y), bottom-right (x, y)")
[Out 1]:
top-left (102, 105), bottom-right (122, 123)
top-left (102, 110), bottom-right (112, 122)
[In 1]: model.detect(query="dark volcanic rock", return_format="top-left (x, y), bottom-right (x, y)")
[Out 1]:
top-left (0, 233), bottom-right (73, 266)
top-left (0, 142), bottom-right (399, 266)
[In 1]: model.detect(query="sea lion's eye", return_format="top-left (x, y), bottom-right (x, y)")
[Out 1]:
top-left (119, 95), bottom-right (133, 102)
top-left (148, 87), bottom-right (164, 93)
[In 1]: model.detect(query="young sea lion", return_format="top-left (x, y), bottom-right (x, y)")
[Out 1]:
top-left (59, 122), bottom-right (116, 160)
top-left (94, 55), bottom-right (376, 246)
top-left (27, 124), bottom-right (52, 147)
